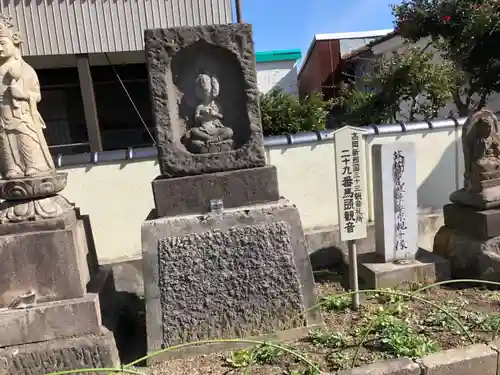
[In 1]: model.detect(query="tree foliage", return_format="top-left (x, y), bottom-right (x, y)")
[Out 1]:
top-left (332, 46), bottom-right (456, 126)
top-left (393, 0), bottom-right (500, 115)
top-left (259, 89), bottom-right (332, 136)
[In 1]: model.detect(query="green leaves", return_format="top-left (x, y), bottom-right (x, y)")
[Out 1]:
top-left (259, 89), bottom-right (331, 136)
top-left (393, 0), bottom-right (500, 114)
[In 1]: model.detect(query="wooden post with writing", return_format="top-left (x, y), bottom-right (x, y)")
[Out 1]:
top-left (333, 126), bottom-right (369, 309)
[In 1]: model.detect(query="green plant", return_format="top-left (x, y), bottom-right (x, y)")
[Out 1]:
top-left (259, 88), bottom-right (331, 136)
top-left (393, 0), bottom-right (500, 116)
top-left (308, 329), bottom-right (349, 348)
top-left (320, 294), bottom-right (352, 311)
top-left (226, 343), bottom-right (284, 368)
top-left (378, 317), bottom-right (440, 357)
top-left (288, 366), bottom-right (321, 375)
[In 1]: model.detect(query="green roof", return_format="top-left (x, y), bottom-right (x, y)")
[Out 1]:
top-left (255, 49), bottom-right (302, 63)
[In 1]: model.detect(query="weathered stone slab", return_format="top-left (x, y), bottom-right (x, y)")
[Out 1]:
top-left (450, 187), bottom-right (500, 209)
top-left (0, 209), bottom-right (76, 236)
top-left (0, 294), bottom-right (102, 348)
top-left (433, 226), bottom-right (500, 280)
top-left (142, 199), bottom-right (321, 358)
top-left (337, 358), bottom-right (420, 375)
top-left (419, 343), bottom-right (497, 375)
top-left (0, 329), bottom-right (120, 375)
top-left (372, 142), bottom-right (418, 262)
top-left (358, 249), bottom-right (450, 289)
top-left (0, 219), bottom-right (90, 307)
top-left (443, 203), bottom-right (500, 239)
top-left (152, 166), bottom-right (280, 217)
top-left (145, 23), bottom-right (266, 177)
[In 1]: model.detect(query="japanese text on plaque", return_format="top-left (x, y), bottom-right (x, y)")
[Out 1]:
top-left (340, 132), bottom-right (364, 234)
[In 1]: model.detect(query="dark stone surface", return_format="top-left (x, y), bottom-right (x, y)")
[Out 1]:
top-left (444, 203), bottom-right (500, 239)
top-left (433, 225), bottom-right (500, 280)
top-left (0, 294), bottom-right (102, 348)
top-left (142, 199), bottom-right (321, 356)
top-left (152, 165), bottom-right (280, 217)
top-left (0, 220), bottom-right (90, 307)
top-left (159, 222), bottom-right (303, 345)
top-left (0, 329), bottom-right (120, 375)
top-left (0, 209), bottom-right (76, 236)
top-left (444, 206), bottom-right (481, 234)
top-left (145, 24), bottom-right (266, 177)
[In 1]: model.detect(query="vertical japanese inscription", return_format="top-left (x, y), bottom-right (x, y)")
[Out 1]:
top-left (393, 150), bottom-right (407, 253)
top-left (335, 128), bottom-right (367, 241)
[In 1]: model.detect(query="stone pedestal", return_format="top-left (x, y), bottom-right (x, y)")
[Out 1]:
top-left (358, 249), bottom-right (450, 289)
top-left (142, 200), bottom-right (321, 362)
top-left (433, 204), bottom-right (500, 280)
top-left (152, 166), bottom-right (280, 217)
top-left (0, 175), bottom-right (119, 374)
top-left (143, 23), bottom-right (321, 363)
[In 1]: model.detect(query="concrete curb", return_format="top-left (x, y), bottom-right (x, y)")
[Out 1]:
top-left (336, 341), bottom-right (499, 375)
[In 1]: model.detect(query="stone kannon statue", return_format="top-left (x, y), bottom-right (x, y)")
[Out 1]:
top-left (0, 14), bottom-right (70, 223)
top-left (0, 15), bottom-right (55, 179)
top-left (184, 73), bottom-right (234, 154)
top-left (462, 109), bottom-right (500, 192)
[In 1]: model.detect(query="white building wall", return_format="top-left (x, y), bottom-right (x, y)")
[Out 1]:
top-left (256, 60), bottom-right (299, 96)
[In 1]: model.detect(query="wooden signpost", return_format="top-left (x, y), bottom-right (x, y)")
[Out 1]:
top-left (333, 126), bottom-right (369, 309)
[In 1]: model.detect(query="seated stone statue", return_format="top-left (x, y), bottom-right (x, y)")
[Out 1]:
top-left (185, 73), bottom-right (233, 153)
top-left (463, 110), bottom-right (500, 189)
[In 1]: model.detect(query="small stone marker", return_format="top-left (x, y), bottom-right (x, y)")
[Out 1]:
top-left (359, 141), bottom-right (450, 289)
top-left (372, 142), bottom-right (418, 263)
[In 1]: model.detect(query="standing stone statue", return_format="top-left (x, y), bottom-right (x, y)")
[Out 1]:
top-left (0, 14), bottom-right (69, 222)
top-left (0, 14), bottom-right (55, 179)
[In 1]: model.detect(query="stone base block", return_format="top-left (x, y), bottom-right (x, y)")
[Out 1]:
top-left (433, 225), bottom-right (500, 280)
top-left (0, 329), bottom-right (120, 375)
top-left (0, 293), bottom-right (102, 348)
top-left (450, 187), bottom-right (500, 209)
top-left (142, 199), bottom-right (321, 359)
top-left (151, 165), bottom-right (280, 217)
top-left (0, 218), bottom-right (91, 307)
top-left (358, 249), bottom-right (450, 289)
top-left (444, 203), bottom-right (500, 239)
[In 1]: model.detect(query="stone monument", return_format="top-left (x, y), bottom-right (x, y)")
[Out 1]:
top-left (358, 142), bottom-right (449, 288)
top-left (434, 109), bottom-right (500, 280)
top-left (0, 14), bottom-right (119, 374)
top-left (142, 23), bottom-right (321, 362)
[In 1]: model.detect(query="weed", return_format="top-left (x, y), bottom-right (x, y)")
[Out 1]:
top-left (321, 295), bottom-right (351, 311)
top-left (287, 366), bottom-right (321, 375)
top-left (308, 329), bottom-right (349, 348)
top-left (226, 343), bottom-right (283, 368)
top-left (327, 351), bottom-right (351, 371)
top-left (226, 349), bottom-right (252, 368)
top-left (378, 318), bottom-right (440, 357)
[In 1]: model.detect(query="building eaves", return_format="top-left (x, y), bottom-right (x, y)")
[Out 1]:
top-left (298, 29), bottom-right (394, 78)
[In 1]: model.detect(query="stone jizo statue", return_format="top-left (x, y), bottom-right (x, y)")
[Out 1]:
top-left (184, 73), bottom-right (233, 153)
top-left (462, 109), bottom-right (500, 191)
top-left (0, 15), bottom-right (55, 180)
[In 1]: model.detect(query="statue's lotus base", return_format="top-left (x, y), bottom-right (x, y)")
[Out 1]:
top-left (0, 194), bottom-right (74, 223)
top-left (450, 186), bottom-right (500, 210)
top-left (0, 173), bottom-right (67, 200)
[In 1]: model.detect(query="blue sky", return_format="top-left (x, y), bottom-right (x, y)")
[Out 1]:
top-left (239, 0), bottom-right (402, 57)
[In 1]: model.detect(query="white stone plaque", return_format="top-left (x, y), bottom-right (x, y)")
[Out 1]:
top-left (372, 142), bottom-right (417, 262)
top-left (334, 126), bottom-right (369, 242)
